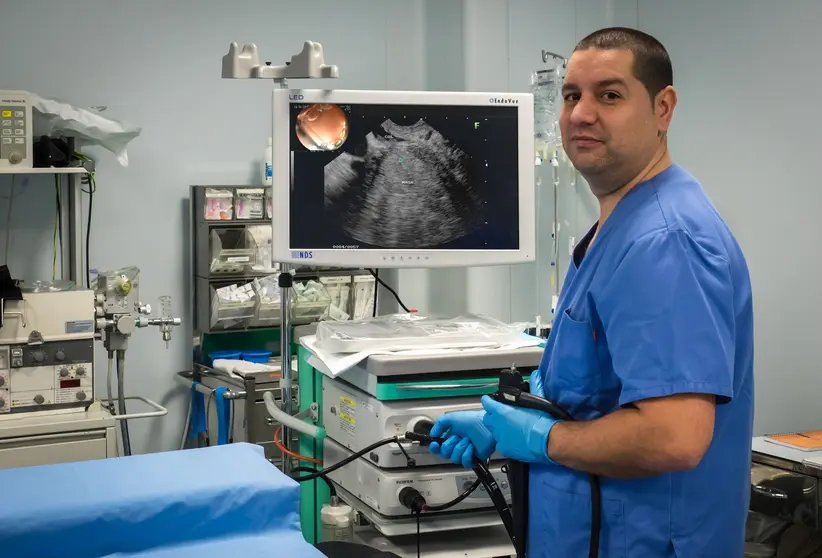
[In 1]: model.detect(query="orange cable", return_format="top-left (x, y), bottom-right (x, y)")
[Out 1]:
top-left (274, 425), bottom-right (322, 465)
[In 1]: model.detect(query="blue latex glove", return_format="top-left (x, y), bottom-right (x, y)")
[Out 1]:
top-left (481, 395), bottom-right (560, 465)
top-left (530, 369), bottom-right (545, 398)
top-left (429, 410), bottom-right (496, 469)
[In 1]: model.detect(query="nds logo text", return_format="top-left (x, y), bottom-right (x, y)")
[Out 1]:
top-left (291, 250), bottom-right (313, 259)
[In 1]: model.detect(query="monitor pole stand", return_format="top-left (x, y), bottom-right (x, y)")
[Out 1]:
top-left (221, 41), bottom-right (339, 474)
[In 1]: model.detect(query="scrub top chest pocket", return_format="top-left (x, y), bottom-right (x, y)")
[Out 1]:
top-left (546, 306), bottom-right (602, 416)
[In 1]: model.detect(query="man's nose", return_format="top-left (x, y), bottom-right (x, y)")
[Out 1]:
top-left (569, 96), bottom-right (598, 126)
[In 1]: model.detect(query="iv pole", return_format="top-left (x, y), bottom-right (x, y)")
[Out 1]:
top-left (221, 41), bottom-right (339, 474)
top-left (534, 50), bottom-right (567, 328)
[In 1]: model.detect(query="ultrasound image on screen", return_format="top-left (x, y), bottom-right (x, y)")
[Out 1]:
top-left (289, 102), bottom-right (519, 251)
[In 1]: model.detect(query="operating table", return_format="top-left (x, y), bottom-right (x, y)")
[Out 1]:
top-left (0, 442), bottom-right (325, 558)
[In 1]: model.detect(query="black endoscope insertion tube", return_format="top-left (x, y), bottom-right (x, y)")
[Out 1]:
top-left (494, 366), bottom-right (602, 558)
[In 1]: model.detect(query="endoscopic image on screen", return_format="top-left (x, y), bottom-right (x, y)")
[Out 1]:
top-left (289, 102), bottom-right (520, 251)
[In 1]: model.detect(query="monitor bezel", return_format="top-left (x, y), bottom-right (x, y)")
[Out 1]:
top-left (271, 88), bottom-right (535, 269)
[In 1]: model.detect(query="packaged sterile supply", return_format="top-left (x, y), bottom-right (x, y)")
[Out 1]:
top-left (235, 188), bottom-right (265, 219)
top-left (204, 188), bottom-right (233, 220)
top-left (314, 313), bottom-right (528, 354)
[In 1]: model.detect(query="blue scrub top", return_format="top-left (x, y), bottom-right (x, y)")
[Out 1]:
top-left (529, 164), bottom-right (754, 557)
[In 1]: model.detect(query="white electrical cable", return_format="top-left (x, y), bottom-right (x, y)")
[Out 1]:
top-left (262, 390), bottom-right (322, 439)
top-left (179, 397), bottom-right (192, 451)
top-left (3, 176), bottom-right (15, 264)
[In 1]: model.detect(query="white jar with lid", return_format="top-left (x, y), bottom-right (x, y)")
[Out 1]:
top-left (321, 502), bottom-right (354, 542)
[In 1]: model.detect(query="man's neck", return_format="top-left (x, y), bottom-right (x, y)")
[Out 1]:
top-left (596, 145), bottom-right (672, 228)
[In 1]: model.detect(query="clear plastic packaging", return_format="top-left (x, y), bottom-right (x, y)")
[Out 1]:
top-left (252, 274), bottom-right (282, 324)
top-left (293, 280), bottom-right (332, 322)
top-left (314, 313), bottom-right (528, 354)
top-left (210, 283), bottom-right (255, 329)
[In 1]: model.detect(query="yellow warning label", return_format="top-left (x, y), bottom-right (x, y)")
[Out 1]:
top-left (340, 396), bottom-right (356, 435)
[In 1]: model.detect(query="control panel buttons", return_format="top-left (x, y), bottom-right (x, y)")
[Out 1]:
top-left (14, 120), bottom-right (24, 127)
top-left (2, 129), bottom-right (11, 136)
top-left (55, 350), bottom-right (65, 361)
top-left (33, 394), bottom-right (45, 405)
top-left (76, 366), bottom-right (86, 376)
top-left (31, 350), bottom-right (45, 364)
top-left (0, 397), bottom-right (5, 408)
top-left (1, 111), bottom-right (10, 118)
top-left (76, 391), bottom-right (86, 401)
top-left (11, 348), bottom-right (23, 357)
top-left (13, 138), bottom-right (23, 144)
top-left (13, 110), bottom-right (23, 118)
top-left (1, 138), bottom-right (10, 145)
top-left (59, 368), bottom-right (70, 377)
top-left (0, 376), bottom-right (4, 387)
top-left (14, 129), bottom-right (24, 136)
top-left (1, 120), bottom-right (10, 126)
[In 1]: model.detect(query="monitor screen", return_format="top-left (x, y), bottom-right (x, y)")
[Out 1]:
top-left (289, 102), bottom-right (520, 251)
top-left (270, 89), bottom-right (535, 268)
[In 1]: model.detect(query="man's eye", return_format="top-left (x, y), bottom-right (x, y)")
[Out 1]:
top-left (602, 91), bottom-right (621, 101)
top-left (563, 93), bottom-right (580, 102)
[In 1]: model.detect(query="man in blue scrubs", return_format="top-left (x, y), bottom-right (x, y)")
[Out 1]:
top-left (430, 27), bottom-right (754, 556)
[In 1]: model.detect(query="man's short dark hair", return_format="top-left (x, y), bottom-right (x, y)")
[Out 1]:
top-left (575, 27), bottom-right (673, 101)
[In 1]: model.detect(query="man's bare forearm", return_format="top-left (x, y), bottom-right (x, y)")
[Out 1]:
top-left (547, 406), bottom-right (703, 478)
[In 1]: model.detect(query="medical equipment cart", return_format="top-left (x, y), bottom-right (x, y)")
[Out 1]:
top-left (293, 324), bottom-right (544, 552)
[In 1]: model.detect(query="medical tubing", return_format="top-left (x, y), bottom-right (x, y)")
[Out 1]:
top-left (292, 466), bottom-right (336, 499)
top-left (518, 392), bottom-right (600, 558)
top-left (473, 459), bottom-right (516, 544)
top-left (291, 436), bottom-right (404, 483)
top-left (274, 425), bottom-right (322, 465)
top-left (262, 391), bottom-right (322, 439)
top-left (421, 477), bottom-right (481, 512)
top-left (106, 351), bottom-right (115, 414)
top-left (116, 350), bottom-right (132, 457)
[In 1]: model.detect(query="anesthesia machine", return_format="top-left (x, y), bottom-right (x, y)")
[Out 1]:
top-left (219, 39), bottom-right (556, 557)
top-left (0, 266), bottom-right (181, 467)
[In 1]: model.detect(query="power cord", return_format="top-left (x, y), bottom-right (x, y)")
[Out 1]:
top-left (290, 436), bottom-right (415, 483)
top-left (366, 268), bottom-right (412, 313)
top-left (53, 175), bottom-right (62, 279)
top-left (74, 152), bottom-right (95, 288)
top-left (3, 175), bottom-right (16, 265)
top-left (371, 269), bottom-right (379, 317)
top-left (291, 465), bottom-right (337, 500)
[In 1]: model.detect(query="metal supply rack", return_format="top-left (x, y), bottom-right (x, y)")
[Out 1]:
top-left (176, 364), bottom-right (300, 468)
top-left (187, 185), bottom-right (376, 469)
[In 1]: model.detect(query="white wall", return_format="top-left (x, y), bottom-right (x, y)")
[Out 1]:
top-left (0, 0), bottom-right (426, 453)
top-left (635, 0), bottom-right (822, 435)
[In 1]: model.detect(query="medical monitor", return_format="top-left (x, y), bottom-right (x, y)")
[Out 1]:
top-left (270, 89), bottom-right (535, 268)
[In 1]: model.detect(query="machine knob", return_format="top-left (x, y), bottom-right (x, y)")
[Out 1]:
top-left (0, 397), bottom-right (5, 408)
top-left (7, 151), bottom-right (22, 165)
top-left (55, 350), bottom-right (66, 361)
top-left (33, 394), bottom-right (45, 405)
top-left (0, 376), bottom-right (5, 387)
top-left (76, 391), bottom-right (86, 401)
top-left (76, 367), bottom-right (86, 376)
top-left (32, 350), bottom-right (45, 364)
top-left (59, 368), bottom-right (70, 377)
